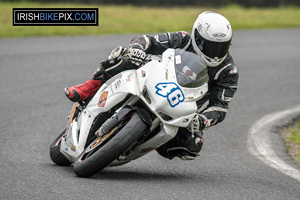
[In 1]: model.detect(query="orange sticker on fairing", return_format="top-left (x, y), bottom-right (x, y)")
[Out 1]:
top-left (98, 91), bottom-right (108, 107)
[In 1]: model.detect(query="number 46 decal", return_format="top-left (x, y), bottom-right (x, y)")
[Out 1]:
top-left (155, 82), bottom-right (185, 107)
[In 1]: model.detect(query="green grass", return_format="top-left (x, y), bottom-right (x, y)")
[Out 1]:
top-left (286, 122), bottom-right (300, 165)
top-left (288, 124), bottom-right (300, 145)
top-left (1, 2), bottom-right (300, 38)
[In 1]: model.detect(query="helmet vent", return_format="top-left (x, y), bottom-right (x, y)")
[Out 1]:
top-left (213, 33), bottom-right (226, 38)
top-left (206, 24), bottom-right (210, 30)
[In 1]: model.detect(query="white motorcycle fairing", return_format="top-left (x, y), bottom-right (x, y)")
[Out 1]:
top-left (60, 48), bottom-right (208, 164)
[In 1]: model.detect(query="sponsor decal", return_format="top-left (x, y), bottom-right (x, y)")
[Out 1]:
top-left (195, 138), bottom-right (204, 144)
top-left (98, 91), bottom-right (108, 107)
top-left (141, 70), bottom-right (146, 77)
top-left (198, 24), bottom-right (203, 32)
top-left (69, 142), bottom-right (76, 152)
top-left (126, 74), bottom-right (132, 82)
top-left (175, 55), bottom-right (181, 64)
top-left (155, 82), bottom-right (184, 107)
top-left (165, 69), bottom-right (168, 80)
top-left (65, 141), bottom-right (68, 151)
top-left (114, 80), bottom-right (122, 90)
top-left (185, 96), bottom-right (194, 100)
top-left (229, 66), bottom-right (238, 74)
top-left (182, 118), bottom-right (189, 123)
top-left (109, 85), bottom-right (114, 95)
top-left (64, 126), bottom-right (72, 151)
top-left (193, 88), bottom-right (204, 97)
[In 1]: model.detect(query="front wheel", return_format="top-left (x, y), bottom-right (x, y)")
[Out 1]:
top-left (50, 130), bottom-right (72, 166)
top-left (73, 112), bottom-right (147, 177)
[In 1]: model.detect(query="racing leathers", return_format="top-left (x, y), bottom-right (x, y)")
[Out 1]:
top-left (127, 32), bottom-right (239, 160)
top-left (130, 31), bottom-right (239, 131)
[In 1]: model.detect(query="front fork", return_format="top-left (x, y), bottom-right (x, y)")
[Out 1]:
top-left (67, 102), bottom-right (81, 126)
top-left (96, 104), bottom-right (153, 138)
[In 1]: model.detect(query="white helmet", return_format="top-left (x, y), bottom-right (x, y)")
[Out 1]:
top-left (191, 11), bottom-right (232, 67)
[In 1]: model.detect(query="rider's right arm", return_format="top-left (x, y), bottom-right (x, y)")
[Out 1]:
top-left (130, 31), bottom-right (191, 55)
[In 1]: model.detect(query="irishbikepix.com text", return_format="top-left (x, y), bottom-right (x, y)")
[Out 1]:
top-left (13, 8), bottom-right (98, 26)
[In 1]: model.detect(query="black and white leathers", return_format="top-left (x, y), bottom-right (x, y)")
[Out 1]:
top-left (130, 31), bottom-right (239, 129)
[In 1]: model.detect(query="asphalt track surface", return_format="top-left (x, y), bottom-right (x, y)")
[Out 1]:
top-left (1, 29), bottom-right (300, 200)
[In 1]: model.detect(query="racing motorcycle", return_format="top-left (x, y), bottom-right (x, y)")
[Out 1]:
top-left (50, 48), bottom-right (209, 177)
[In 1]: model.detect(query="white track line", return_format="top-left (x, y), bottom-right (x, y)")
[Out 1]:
top-left (247, 105), bottom-right (300, 181)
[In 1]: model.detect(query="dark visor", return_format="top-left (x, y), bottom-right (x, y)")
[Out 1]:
top-left (194, 29), bottom-right (231, 59)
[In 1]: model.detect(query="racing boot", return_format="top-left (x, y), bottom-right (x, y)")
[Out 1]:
top-left (156, 129), bottom-right (204, 160)
top-left (64, 46), bottom-right (132, 103)
top-left (177, 130), bottom-right (204, 160)
top-left (64, 78), bottom-right (102, 102)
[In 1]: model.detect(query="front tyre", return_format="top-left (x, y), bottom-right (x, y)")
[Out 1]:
top-left (50, 130), bottom-right (72, 166)
top-left (73, 112), bottom-right (147, 178)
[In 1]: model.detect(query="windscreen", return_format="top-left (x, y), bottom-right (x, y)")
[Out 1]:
top-left (174, 49), bottom-right (208, 88)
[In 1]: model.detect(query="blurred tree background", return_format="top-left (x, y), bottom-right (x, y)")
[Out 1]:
top-left (2, 0), bottom-right (300, 7)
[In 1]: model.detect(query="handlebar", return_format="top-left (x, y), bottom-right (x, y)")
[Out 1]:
top-left (120, 55), bottom-right (152, 65)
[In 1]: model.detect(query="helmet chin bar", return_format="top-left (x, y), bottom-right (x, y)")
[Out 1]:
top-left (202, 54), bottom-right (226, 67)
top-left (191, 38), bottom-right (226, 67)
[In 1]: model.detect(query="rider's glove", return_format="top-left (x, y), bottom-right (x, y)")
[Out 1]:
top-left (187, 114), bottom-right (207, 133)
top-left (108, 44), bottom-right (146, 67)
top-left (93, 44), bottom-right (146, 81)
top-left (93, 46), bottom-right (127, 80)
top-left (124, 43), bottom-right (147, 67)
top-left (107, 46), bottom-right (127, 63)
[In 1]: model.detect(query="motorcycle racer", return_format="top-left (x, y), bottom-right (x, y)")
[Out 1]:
top-left (64, 11), bottom-right (239, 160)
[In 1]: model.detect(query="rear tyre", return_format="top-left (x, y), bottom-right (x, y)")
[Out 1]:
top-left (73, 112), bottom-right (147, 177)
top-left (50, 130), bottom-right (72, 166)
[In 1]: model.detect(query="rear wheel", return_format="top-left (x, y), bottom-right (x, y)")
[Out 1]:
top-left (73, 112), bottom-right (147, 177)
top-left (50, 130), bottom-right (72, 166)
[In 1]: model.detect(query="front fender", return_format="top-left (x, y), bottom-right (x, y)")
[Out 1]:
top-left (101, 106), bottom-right (151, 134)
